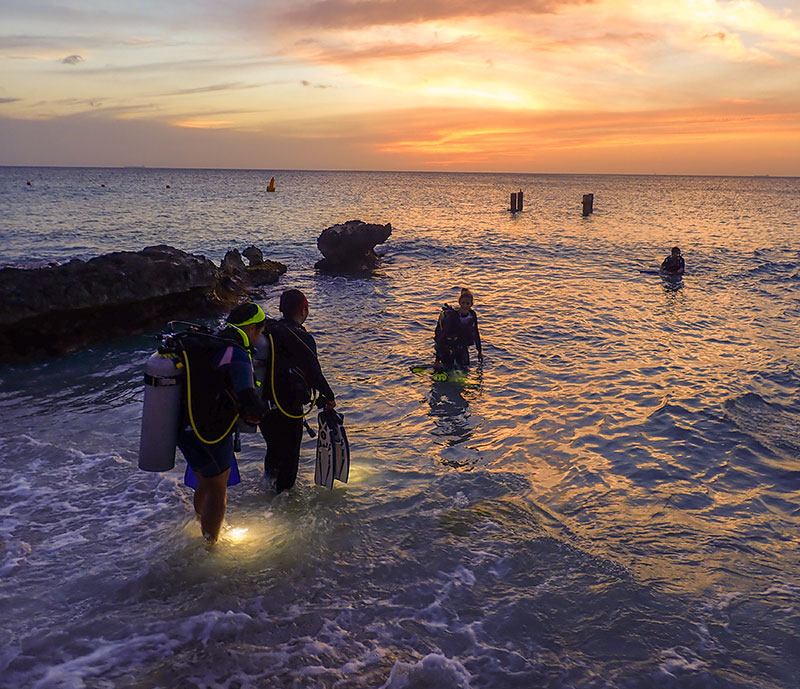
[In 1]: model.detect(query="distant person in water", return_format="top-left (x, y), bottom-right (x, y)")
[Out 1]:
top-left (660, 247), bottom-right (685, 275)
top-left (434, 287), bottom-right (483, 373)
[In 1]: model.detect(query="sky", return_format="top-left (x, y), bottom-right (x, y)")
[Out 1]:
top-left (1, 0), bottom-right (799, 175)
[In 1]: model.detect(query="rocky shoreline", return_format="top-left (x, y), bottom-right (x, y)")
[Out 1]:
top-left (0, 219), bottom-right (391, 362)
top-left (0, 245), bottom-right (285, 362)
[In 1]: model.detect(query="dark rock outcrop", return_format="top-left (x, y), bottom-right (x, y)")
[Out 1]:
top-left (221, 249), bottom-right (247, 275)
top-left (315, 220), bottom-right (391, 274)
top-left (242, 246), bottom-right (264, 266)
top-left (0, 245), bottom-right (286, 362)
top-left (220, 247), bottom-right (285, 287)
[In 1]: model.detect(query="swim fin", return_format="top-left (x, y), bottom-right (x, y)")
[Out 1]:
top-left (410, 364), bottom-right (448, 381)
top-left (184, 455), bottom-right (241, 489)
top-left (410, 364), bottom-right (433, 374)
top-left (314, 409), bottom-right (350, 489)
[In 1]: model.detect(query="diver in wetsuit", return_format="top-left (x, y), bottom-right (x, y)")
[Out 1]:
top-left (661, 247), bottom-right (685, 275)
top-left (434, 287), bottom-right (483, 373)
top-left (176, 302), bottom-right (266, 542)
top-left (260, 289), bottom-right (336, 493)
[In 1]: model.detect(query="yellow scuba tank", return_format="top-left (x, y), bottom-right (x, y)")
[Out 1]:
top-left (138, 349), bottom-right (184, 471)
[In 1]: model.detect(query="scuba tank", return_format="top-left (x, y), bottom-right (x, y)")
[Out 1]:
top-left (139, 322), bottom-right (250, 471)
top-left (238, 332), bottom-right (269, 434)
top-left (138, 343), bottom-right (183, 472)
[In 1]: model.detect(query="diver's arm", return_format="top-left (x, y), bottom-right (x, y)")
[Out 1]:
top-left (473, 326), bottom-right (483, 362)
top-left (472, 310), bottom-right (483, 358)
top-left (311, 363), bottom-right (335, 408)
top-left (296, 328), bottom-right (335, 408)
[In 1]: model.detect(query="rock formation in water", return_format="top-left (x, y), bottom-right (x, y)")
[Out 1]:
top-left (221, 247), bottom-right (282, 286)
top-left (0, 244), bottom-right (286, 362)
top-left (315, 220), bottom-right (392, 274)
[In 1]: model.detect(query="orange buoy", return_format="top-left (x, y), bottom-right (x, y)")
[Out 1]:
top-left (266, 176), bottom-right (275, 192)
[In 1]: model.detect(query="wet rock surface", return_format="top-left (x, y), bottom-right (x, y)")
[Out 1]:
top-left (315, 220), bottom-right (392, 274)
top-left (0, 245), bottom-right (286, 362)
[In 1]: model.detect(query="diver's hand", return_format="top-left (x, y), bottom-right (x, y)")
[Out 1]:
top-left (477, 351), bottom-right (484, 363)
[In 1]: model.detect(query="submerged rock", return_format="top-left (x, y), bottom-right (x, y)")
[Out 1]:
top-left (315, 219), bottom-right (391, 274)
top-left (0, 244), bottom-right (286, 362)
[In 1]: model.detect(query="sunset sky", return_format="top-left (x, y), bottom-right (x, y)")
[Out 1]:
top-left (1, 0), bottom-right (799, 174)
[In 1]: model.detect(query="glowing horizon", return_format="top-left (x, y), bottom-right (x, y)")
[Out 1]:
top-left (1, 0), bottom-right (799, 175)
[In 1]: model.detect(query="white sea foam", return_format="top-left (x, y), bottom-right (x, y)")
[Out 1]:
top-left (379, 653), bottom-right (472, 689)
top-left (657, 647), bottom-right (708, 678)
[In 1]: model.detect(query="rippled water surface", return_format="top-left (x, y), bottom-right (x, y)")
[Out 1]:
top-left (1, 167), bottom-right (800, 688)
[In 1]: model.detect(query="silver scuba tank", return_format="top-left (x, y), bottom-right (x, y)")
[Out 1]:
top-left (138, 350), bottom-right (183, 471)
top-left (239, 333), bottom-right (270, 433)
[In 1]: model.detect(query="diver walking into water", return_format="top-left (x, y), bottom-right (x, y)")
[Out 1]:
top-left (434, 287), bottom-right (483, 374)
top-left (660, 246), bottom-right (685, 275)
top-left (174, 303), bottom-right (266, 542)
top-left (260, 289), bottom-right (336, 493)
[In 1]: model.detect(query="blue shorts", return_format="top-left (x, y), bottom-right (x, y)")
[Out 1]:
top-left (177, 427), bottom-right (234, 478)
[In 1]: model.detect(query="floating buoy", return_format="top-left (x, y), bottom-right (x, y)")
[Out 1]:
top-left (26, 180), bottom-right (32, 186)
top-left (266, 176), bottom-right (275, 192)
top-left (166, 184), bottom-right (171, 189)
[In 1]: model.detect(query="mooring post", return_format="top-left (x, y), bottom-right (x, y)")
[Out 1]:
top-left (510, 192), bottom-right (518, 213)
top-left (582, 193), bottom-right (594, 216)
top-left (517, 190), bottom-right (524, 212)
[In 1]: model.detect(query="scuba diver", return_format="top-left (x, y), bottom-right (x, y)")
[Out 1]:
top-left (660, 246), bottom-right (685, 275)
top-left (434, 287), bottom-right (483, 374)
top-left (260, 289), bottom-right (336, 493)
top-left (176, 302), bottom-right (266, 542)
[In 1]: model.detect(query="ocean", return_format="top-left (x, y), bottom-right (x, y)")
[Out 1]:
top-left (1, 166), bottom-right (799, 688)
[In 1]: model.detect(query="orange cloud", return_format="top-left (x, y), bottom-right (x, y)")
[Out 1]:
top-left (280, 0), bottom-right (590, 29)
top-left (316, 99), bottom-right (800, 167)
top-left (174, 119), bottom-right (234, 129)
top-left (295, 35), bottom-right (475, 64)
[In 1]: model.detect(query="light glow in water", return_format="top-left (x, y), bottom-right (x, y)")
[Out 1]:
top-left (225, 526), bottom-right (249, 543)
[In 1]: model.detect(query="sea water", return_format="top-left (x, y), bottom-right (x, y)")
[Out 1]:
top-left (1, 167), bottom-right (799, 688)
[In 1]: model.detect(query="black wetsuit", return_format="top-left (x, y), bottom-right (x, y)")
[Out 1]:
top-left (660, 255), bottom-right (685, 274)
top-left (260, 318), bottom-right (334, 492)
top-left (435, 307), bottom-right (482, 371)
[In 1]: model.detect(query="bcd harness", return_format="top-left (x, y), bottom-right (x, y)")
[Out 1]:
top-left (160, 325), bottom-right (246, 445)
top-left (262, 320), bottom-right (319, 420)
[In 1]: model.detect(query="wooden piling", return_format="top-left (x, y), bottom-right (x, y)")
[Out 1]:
top-left (582, 193), bottom-right (594, 216)
top-left (517, 190), bottom-right (524, 212)
top-left (510, 192), bottom-right (518, 213)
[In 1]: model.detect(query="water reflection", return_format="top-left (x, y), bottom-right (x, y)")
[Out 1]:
top-left (428, 380), bottom-right (472, 445)
top-left (661, 273), bottom-right (683, 294)
top-left (426, 368), bottom-right (484, 468)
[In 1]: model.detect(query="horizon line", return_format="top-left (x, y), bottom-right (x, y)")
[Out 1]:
top-left (1, 164), bottom-right (796, 180)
